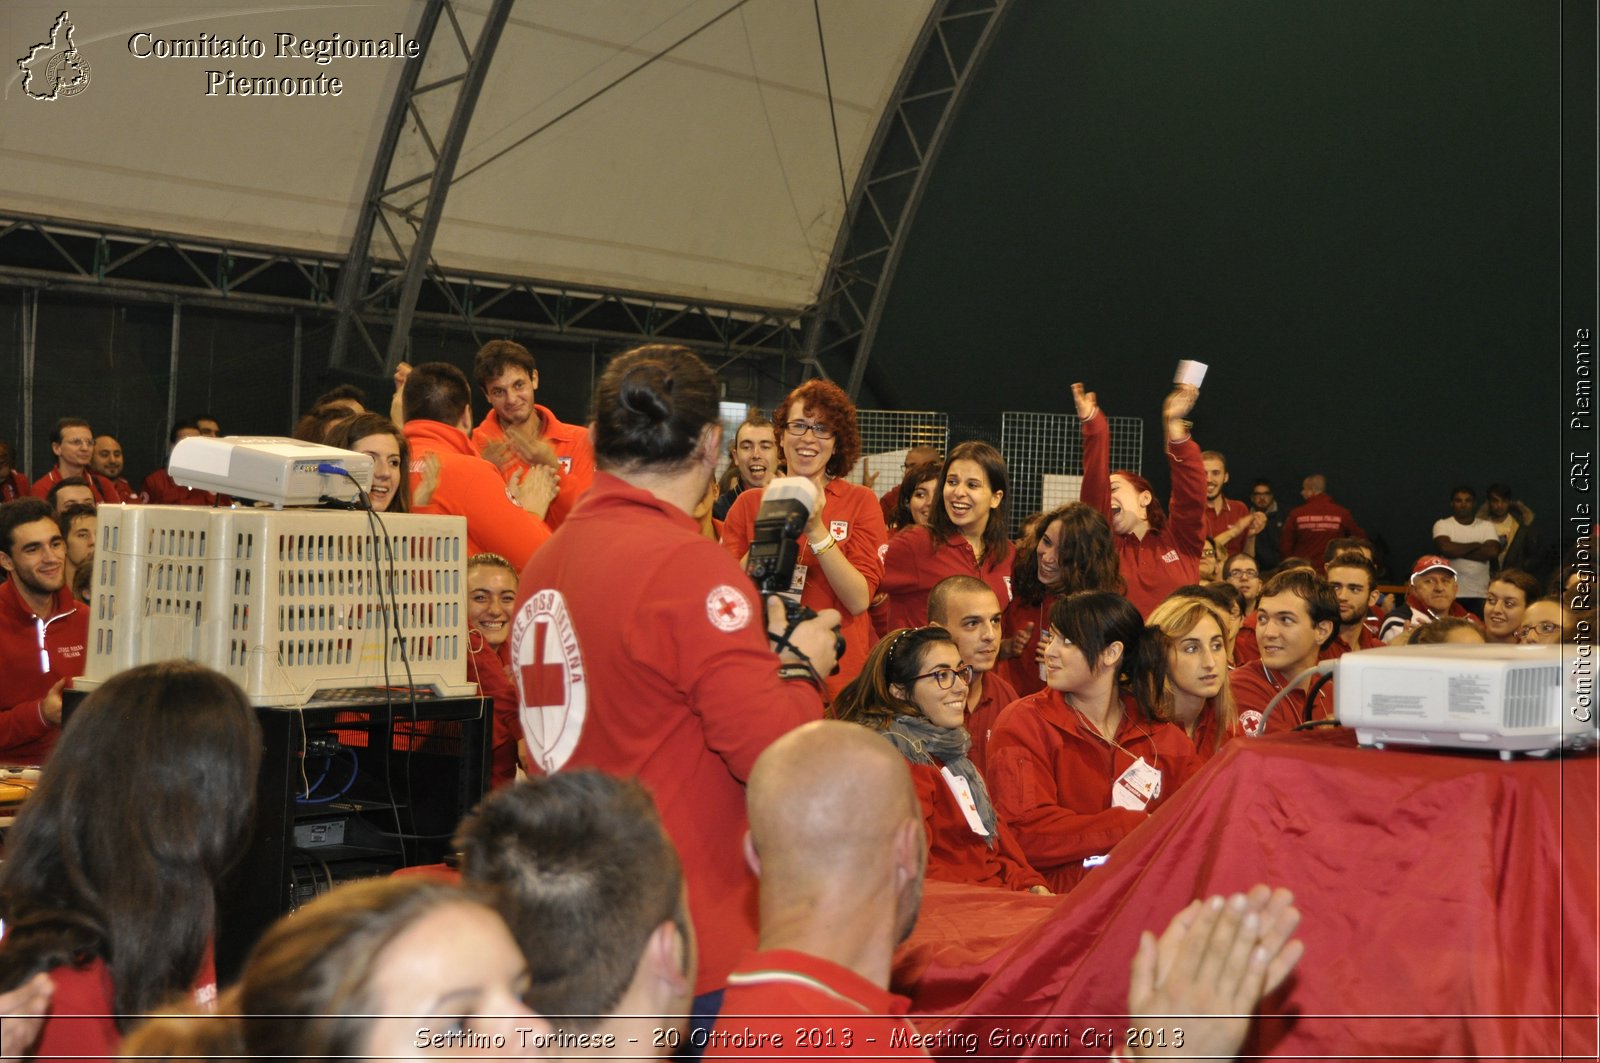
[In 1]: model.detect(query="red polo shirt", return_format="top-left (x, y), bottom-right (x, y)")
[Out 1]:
top-left (708, 950), bottom-right (927, 1059)
top-left (721, 478), bottom-right (887, 695)
top-left (1231, 659), bottom-right (1336, 736)
top-left (471, 405), bottom-right (595, 531)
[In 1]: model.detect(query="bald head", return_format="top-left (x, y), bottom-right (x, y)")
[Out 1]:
top-left (747, 721), bottom-right (926, 954)
top-left (748, 721), bottom-right (917, 872)
top-left (1301, 474), bottom-right (1326, 497)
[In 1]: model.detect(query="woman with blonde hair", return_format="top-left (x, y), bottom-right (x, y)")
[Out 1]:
top-left (1146, 596), bottom-right (1242, 761)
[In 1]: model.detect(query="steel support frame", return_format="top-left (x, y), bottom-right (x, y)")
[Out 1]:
top-left (801, 0), bottom-right (1012, 402)
top-left (0, 211), bottom-right (806, 361)
top-left (329, 0), bottom-right (512, 374)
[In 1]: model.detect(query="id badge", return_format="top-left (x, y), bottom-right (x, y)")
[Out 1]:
top-left (940, 766), bottom-right (990, 836)
top-left (1111, 756), bottom-right (1161, 812)
top-left (785, 562), bottom-right (808, 599)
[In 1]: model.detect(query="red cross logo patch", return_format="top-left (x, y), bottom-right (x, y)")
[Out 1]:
top-left (706, 584), bottom-right (752, 632)
top-left (1239, 709), bottom-right (1265, 738)
top-left (511, 589), bottom-right (587, 772)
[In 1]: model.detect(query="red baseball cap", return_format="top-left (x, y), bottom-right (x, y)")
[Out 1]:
top-left (1411, 555), bottom-right (1457, 580)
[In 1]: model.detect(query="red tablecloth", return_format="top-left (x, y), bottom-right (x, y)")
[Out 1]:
top-left (893, 729), bottom-right (1599, 1060)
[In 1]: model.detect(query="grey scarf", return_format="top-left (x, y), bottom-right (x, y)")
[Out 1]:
top-left (884, 714), bottom-right (998, 848)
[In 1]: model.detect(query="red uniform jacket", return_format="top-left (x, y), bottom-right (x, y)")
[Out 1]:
top-left (907, 759), bottom-right (1044, 893)
top-left (511, 473), bottom-right (823, 994)
top-left (32, 466), bottom-right (121, 505)
top-left (471, 405), bottom-right (596, 531)
top-left (1231, 659), bottom-right (1336, 736)
top-left (879, 482), bottom-right (902, 525)
top-left (105, 476), bottom-right (146, 504)
top-left (880, 525), bottom-right (1014, 634)
top-left (721, 479), bottom-right (887, 696)
top-left (1080, 412), bottom-right (1206, 618)
top-left (708, 949), bottom-right (927, 1060)
top-left (1, 469), bottom-right (30, 501)
top-left (1185, 696), bottom-right (1245, 763)
top-left (1234, 612), bottom-right (1260, 666)
top-left (30, 941), bottom-right (216, 1061)
top-left (404, 419), bottom-right (552, 572)
top-left (141, 468), bottom-right (228, 507)
top-left (987, 690), bottom-right (1201, 893)
top-left (1280, 494), bottom-right (1365, 573)
top-left (997, 592), bottom-right (1055, 697)
top-left (1327, 625), bottom-right (1387, 656)
top-left (467, 634), bottom-right (520, 789)
top-left (1203, 497), bottom-right (1252, 556)
top-left (0, 581), bottom-right (86, 764)
top-left (964, 668), bottom-right (1019, 779)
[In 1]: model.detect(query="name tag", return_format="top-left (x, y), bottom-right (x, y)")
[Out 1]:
top-left (940, 766), bottom-right (990, 837)
top-left (1111, 756), bottom-right (1161, 811)
top-left (785, 562), bottom-right (808, 599)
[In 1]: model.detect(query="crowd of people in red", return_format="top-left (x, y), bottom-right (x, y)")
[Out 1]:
top-left (0, 338), bottom-right (1585, 1060)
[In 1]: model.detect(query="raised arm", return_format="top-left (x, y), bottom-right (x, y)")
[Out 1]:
top-left (1075, 383), bottom-right (1112, 517)
top-left (1162, 385), bottom-right (1207, 557)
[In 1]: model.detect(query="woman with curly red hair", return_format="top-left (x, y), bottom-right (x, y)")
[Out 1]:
top-left (721, 380), bottom-right (888, 694)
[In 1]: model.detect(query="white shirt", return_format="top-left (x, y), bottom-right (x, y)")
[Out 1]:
top-left (1431, 517), bottom-right (1499, 598)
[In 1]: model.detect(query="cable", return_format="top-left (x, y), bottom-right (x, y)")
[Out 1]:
top-left (1259, 660), bottom-right (1338, 731)
top-left (319, 464), bottom-right (415, 865)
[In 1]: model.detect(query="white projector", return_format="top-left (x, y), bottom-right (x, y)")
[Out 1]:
top-left (1335, 643), bottom-right (1597, 758)
top-left (169, 436), bottom-right (373, 508)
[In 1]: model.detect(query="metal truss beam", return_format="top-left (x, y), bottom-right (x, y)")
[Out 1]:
top-left (0, 212), bottom-right (806, 362)
top-left (329, 0), bottom-right (512, 374)
top-left (801, 0), bottom-right (1012, 401)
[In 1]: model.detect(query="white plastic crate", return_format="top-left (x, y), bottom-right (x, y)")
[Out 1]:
top-left (79, 505), bottom-right (475, 705)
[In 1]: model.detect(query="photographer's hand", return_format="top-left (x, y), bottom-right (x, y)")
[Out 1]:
top-left (766, 598), bottom-right (843, 678)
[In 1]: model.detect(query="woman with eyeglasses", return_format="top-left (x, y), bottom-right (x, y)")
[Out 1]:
top-left (1517, 595), bottom-right (1576, 644)
top-left (881, 441), bottom-right (1016, 635)
top-left (831, 626), bottom-right (1049, 894)
top-left (987, 591), bottom-right (1202, 893)
top-left (722, 381), bottom-right (888, 694)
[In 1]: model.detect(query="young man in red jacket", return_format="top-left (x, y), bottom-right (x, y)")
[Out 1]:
top-left (0, 498), bottom-right (88, 764)
top-left (30, 418), bottom-right (118, 504)
top-left (1233, 569), bottom-right (1339, 735)
top-left (402, 361), bottom-right (558, 573)
top-left (468, 340), bottom-right (595, 531)
top-left (928, 575), bottom-right (1018, 779)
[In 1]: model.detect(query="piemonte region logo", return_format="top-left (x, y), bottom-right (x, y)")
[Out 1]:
top-left (18, 11), bottom-right (91, 101)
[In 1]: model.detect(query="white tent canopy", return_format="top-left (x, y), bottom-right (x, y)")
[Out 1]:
top-left (2, 0), bottom-right (934, 311)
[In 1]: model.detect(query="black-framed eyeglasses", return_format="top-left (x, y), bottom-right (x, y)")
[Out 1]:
top-left (912, 665), bottom-right (974, 690)
top-left (1516, 621), bottom-right (1562, 638)
top-left (783, 420), bottom-right (834, 440)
